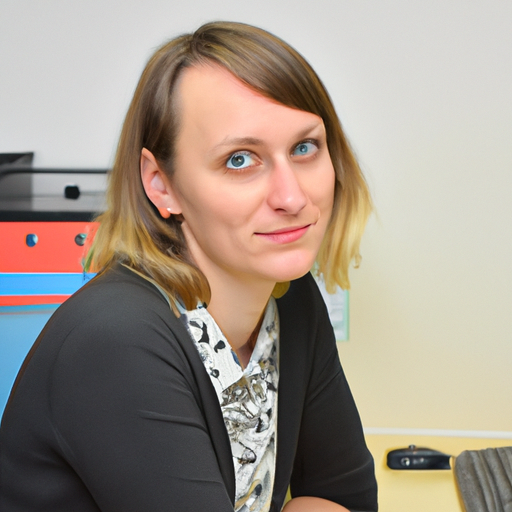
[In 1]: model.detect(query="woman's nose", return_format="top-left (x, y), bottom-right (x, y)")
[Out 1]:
top-left (266, 161), bottom-right (308, 214)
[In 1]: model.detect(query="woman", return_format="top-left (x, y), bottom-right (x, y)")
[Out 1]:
top-left (0, 22), bottom-right (377, 512)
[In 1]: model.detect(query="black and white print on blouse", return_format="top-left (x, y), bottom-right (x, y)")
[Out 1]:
top-left (179, 298), bottom-right (279, 512)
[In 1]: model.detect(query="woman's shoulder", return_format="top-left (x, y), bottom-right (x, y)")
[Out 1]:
top-left (36, 264), bottom-right (184, 361)
top-left (75, 263), bottom-right (166, 303)
top-left (275, 271), bottom-right (334, 357)
top-left (61, 264), bottom-right (171, 322)
top-left (277, 272), bottom-right (326, 317)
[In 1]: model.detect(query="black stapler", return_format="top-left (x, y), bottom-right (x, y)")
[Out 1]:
top-left (387, 445), bottom-right (452, 470)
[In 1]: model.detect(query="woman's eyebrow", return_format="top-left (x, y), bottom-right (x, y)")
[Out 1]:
top-left (212, 136), bottom-right (264, 151)
top-left (211, 122), bottom-right (325, 152)
top-left (294, 122), bottom-right (325, 139)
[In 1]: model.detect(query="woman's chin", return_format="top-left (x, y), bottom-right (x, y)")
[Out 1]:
top-left (263, 255), bottom-right (318, 284)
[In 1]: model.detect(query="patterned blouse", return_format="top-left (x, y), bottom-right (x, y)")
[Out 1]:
top-left (179, 298), bottom-right (280, 512)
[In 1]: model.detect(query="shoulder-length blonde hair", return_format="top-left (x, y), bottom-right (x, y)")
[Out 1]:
top-left (87, 21), bottom-right (372, 308)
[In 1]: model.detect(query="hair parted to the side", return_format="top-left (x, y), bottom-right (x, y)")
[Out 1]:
top-left (87, 21), bottom-right (372, 308)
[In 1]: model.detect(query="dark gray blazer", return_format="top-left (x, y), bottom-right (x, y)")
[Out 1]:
top-left (0, 264), bottom-right (377, 511)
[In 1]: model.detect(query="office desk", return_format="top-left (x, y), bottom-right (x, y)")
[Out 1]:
top-left (366, 433), bottom-right (512, 512)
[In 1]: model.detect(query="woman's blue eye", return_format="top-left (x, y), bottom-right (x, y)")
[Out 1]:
top-left (293, 141), bottom-right (317, 156)
top-left (226, 152), bottom-right (254, 169)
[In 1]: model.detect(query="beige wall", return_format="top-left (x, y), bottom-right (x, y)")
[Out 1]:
top-left (336, 1), bottom-right (512, 433)
top-left (1, 0), bottom-right (511, 433)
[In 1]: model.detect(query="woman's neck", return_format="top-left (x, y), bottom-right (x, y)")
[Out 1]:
top-left (181, 223), bottom-right (275, 356)
top-left (205, 273), bottom-right (274, 354)
top-left (233, 313), bottom-right (265, 368)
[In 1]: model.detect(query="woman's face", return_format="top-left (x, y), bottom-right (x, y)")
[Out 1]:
top-left (169, 64), bottom-right (335, 289)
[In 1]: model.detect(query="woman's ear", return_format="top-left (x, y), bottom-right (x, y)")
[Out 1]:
top-left (140, 148), bottom-right (182, 219)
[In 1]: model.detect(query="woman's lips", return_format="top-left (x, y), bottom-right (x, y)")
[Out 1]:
top-left (255, 225), bottom-right (311, 243)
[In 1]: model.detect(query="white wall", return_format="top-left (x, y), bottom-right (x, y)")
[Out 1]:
top-left (1, 0), bottom-right (511, 433)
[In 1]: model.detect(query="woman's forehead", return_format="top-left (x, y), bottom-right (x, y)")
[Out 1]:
top-left (174, 64), bottom-right (324, 147)
top-left (176, 63), bottom-right (266, 110)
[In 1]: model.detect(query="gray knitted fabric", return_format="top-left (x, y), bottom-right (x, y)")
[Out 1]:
top-left (455, 447), bottom-right (512, 512)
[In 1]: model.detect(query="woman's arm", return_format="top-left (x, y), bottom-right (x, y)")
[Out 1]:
top-left (278, 274), bottom-right (378, 511)
top-left (48, 276), bottom-right (236, 511)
